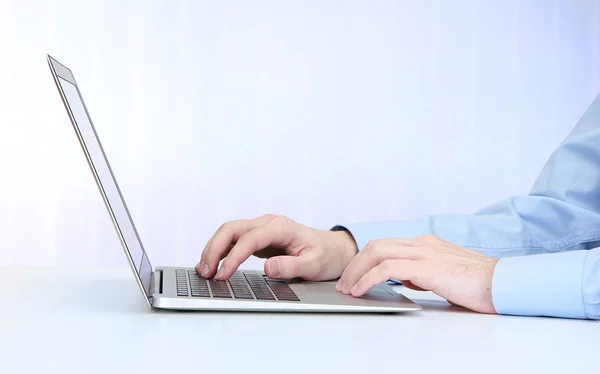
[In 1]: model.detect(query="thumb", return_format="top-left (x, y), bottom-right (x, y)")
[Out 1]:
top-left (264, 253), bottom-right (317, 280)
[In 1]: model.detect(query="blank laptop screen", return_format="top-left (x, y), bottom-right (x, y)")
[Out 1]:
top-left (54, 67), bottom-right (152, 297)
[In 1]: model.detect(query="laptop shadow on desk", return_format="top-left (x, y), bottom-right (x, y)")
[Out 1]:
top-left (151, 308), bottom-right (424, 318)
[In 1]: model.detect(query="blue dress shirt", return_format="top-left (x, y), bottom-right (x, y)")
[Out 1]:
top-left (336, 93), bottom-right (600, 320)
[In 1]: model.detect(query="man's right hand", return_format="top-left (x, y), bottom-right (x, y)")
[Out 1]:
top-left (196, 214), bottom-right (358, 281)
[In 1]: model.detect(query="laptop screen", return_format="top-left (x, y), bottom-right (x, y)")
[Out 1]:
top-left (49, 57), bottom-right (153, 298)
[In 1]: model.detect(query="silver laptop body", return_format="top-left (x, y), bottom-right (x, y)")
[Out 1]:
top-left (47, 55), bottom-right (421, 313)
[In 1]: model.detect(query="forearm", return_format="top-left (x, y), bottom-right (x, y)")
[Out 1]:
top-left (338, 194), bottom-right (600, 258)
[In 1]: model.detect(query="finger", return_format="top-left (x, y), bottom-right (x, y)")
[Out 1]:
top-left (264, 252), bottom-right (319, 280)
top-left (399, 280), bottom-right (426, 291)
top-left (215, 216), bottom-right (297, 280)
top-left (199, 214), bottom-right (276, 277)
top-left (195, 236), bottom-right (216, 274)
top-left (199, 243), bottom-right (235, 268)
top-left (375, 238), bottom-right (421, 247)
top-left (350, 259), bottom-right (420, 297)
top-left (337, 241), bottom-right (423, 294)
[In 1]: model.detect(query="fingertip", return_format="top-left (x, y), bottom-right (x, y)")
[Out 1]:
top-left (339, 279), bottom-right (349, 294)
top-left (266, 258), bottom-right (281, 278)
top-left (350, 284), bottom-right (364, 297)
top-left (199, 261), bottom-right (210, 278)
top-left (214, 265), bottom-right (226, 280)
top-left (263, 261), bottom-right (272, 278)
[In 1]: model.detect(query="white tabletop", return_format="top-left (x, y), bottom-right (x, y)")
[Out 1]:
top-left (0, 267), bottom-right (596, 374)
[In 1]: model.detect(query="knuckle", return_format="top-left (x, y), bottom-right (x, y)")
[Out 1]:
top-left (271, 215), bottom-right (287, 224)
top-left (238, 231), bottom-right (255, 245)
top-left (380, 259), bottom-right (396, 274)
top-left (270, 215), bottom-right (289, 230)
top-left (217, 222), bottom-right (233, 234)
top-left (364, 239), bottom-right (380, 252)
top-left (286, 260), bottom-right (300, 275)
top-left (417, 234), bottom-right (438, 244)
top-left (260, 214), bottom-right (277, 220)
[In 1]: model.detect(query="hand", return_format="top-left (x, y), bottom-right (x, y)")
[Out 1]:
top-left (336, 234), bottom-right (499, 314)
top-left (196, 214), bottom-right (359, 281)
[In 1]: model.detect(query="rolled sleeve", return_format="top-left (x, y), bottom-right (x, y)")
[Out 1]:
top-left (492, 250), bottom-right (589, 319)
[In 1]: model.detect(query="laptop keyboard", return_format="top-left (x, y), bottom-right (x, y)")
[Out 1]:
top-left (175, 269), bottom-right (300, 302)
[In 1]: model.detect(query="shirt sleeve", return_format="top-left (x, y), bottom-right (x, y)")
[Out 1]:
top-left (492, 249), bottom-right (600, 320)
top-left (332, 94), bottom-right (600, 319)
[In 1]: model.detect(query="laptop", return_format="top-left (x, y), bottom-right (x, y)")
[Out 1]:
top-left (47, 54), bottom-right (421, 313)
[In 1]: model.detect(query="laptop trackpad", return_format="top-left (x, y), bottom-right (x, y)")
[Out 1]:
top-left (290, 281), bottom-right (402, 306)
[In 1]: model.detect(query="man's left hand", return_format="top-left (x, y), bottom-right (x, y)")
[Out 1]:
top-left (336, 235), bottom-right (499, 314)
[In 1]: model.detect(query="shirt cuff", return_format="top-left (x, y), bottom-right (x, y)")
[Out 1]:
top-left (492, 250), bottom-right (589, 319)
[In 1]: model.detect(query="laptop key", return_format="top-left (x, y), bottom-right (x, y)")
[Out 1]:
top-left (255, 293), bottom-right (275, 300)
top-left (208, 279), bottom-right (233, 298)
top-left (191, 290), bottom-right (210, 297)
top-left (179, 269), bottom-right (299, 301)
top-left (234, 294), bottom-right (254, 299)
top-left (267, 280), bottom-right (300, 302)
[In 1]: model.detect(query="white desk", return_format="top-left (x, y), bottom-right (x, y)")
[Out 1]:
top-left (0, 267), bottom-right (596, 374)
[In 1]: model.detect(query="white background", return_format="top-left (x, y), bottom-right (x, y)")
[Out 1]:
top-left (0, 0), bottom-right (599, 271)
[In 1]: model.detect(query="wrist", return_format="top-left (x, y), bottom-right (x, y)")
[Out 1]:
top-left (331, 229), bottom-right (358, 261)
top-left (482, 257), bottom-right (499, 314)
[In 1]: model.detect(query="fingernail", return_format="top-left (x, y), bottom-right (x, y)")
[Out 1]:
top-left (351, 284), bottom-right (358, 294)
top-left (335, 280), bottom-right (341, 291)
top-left (215, 266), bottom-right (225, 279)
top-left (269, 259), bottom-right (280, 278)
top-left (341, 281), bottom-right (348, 293)
top-left (201, 262), bottom-right (210, 277)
